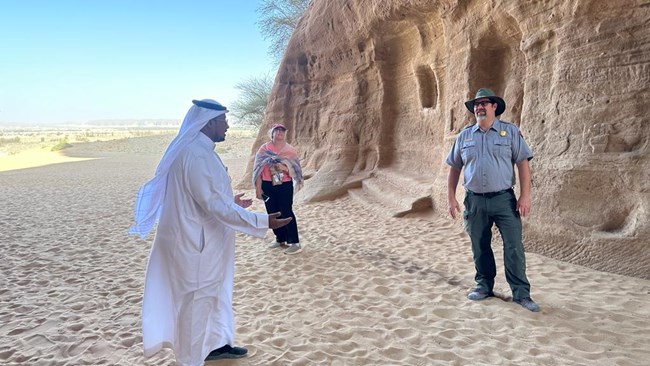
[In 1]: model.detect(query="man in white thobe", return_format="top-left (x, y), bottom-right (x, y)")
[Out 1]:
top-left (130, 99), bottom-right (291, 366)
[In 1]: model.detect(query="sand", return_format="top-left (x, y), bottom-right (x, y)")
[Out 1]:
top-left (0, 148), bottom-right (95, 172)
top-left (0, 134), bottom-right (648, 366)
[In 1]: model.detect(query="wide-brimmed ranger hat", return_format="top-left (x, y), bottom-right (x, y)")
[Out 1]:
top-left (464, 88), bottom-right (506, 116)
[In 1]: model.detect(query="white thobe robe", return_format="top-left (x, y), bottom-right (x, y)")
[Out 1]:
top-left (142, 133), bottom-right (267, 366)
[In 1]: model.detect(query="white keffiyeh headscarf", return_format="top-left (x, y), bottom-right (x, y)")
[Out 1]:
top-left (129, 99), bottom-right (227, 238)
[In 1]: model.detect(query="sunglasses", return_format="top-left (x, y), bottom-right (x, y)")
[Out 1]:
top-left (474, 100), bottom-right (493, 108)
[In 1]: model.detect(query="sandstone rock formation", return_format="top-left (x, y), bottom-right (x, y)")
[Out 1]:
top-left (244, 0), bottom-right (650, 279)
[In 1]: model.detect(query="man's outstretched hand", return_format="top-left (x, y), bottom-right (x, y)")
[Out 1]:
top-left (268, 212), bottom-right (292, 229)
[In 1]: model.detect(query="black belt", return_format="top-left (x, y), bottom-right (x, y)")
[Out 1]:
top-left (467, 188), bottom-right (513, 197)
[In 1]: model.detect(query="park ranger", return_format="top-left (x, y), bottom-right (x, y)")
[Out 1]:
top-left (446, 88), bottom-right (540, 312)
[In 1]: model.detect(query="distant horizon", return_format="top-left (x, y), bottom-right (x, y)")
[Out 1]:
top-left (0, 118), bottom-right (181, 128)
top-left (0, 117), bottom-right (260, 129)
top-left (0, 1), bottom-right (276, 125)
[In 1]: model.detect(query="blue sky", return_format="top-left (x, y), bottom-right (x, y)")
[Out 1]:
top-left (0, 1), bottom-right (276, 125)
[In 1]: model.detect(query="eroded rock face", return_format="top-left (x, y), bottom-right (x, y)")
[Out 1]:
top-left (244, 0), bottom-right (650, 278)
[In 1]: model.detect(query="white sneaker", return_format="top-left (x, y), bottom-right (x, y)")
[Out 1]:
top-left (268, 241), bottom-right (286, 249)
top-left (284, 243), bottom-right (302, 255)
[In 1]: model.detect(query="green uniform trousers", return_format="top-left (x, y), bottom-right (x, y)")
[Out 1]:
top-left (463, 189), bottom-right (531, 299)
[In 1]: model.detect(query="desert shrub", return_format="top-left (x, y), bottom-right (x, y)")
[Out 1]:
top-left (215, 145), bottom-right (231, 154)
top-left (51, 138), bottom-right (72, 151)
top-left (0, 137), bottom-right (20, 146)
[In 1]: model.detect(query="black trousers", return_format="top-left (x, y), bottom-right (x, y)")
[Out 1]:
top-left (463, 189), bottom-right (531, 299)
top-left (262, 180), bottom-right (299, 244)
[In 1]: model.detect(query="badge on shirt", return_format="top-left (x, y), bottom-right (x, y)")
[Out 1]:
top-left (499, 130), bottom-right (506, 137)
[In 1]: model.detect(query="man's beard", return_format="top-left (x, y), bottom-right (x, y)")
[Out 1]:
top-left (476, 114), bottom-right (486, 122)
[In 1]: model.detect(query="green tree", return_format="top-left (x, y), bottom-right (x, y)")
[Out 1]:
top-left (257, 0), bottom-right (311, 63)
top-left (230, 74), bottom-right (274, 128)
top-left (231, 0), bottom-right (309, 128)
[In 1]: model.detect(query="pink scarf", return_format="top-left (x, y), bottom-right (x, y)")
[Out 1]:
top-left (252, 142), bottom-right (303, 189)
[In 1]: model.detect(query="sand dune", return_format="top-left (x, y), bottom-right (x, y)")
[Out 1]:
top-left (0, 136), bottom-right (648, 365)
top-left (0, 148), bottom-right (94, 172)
